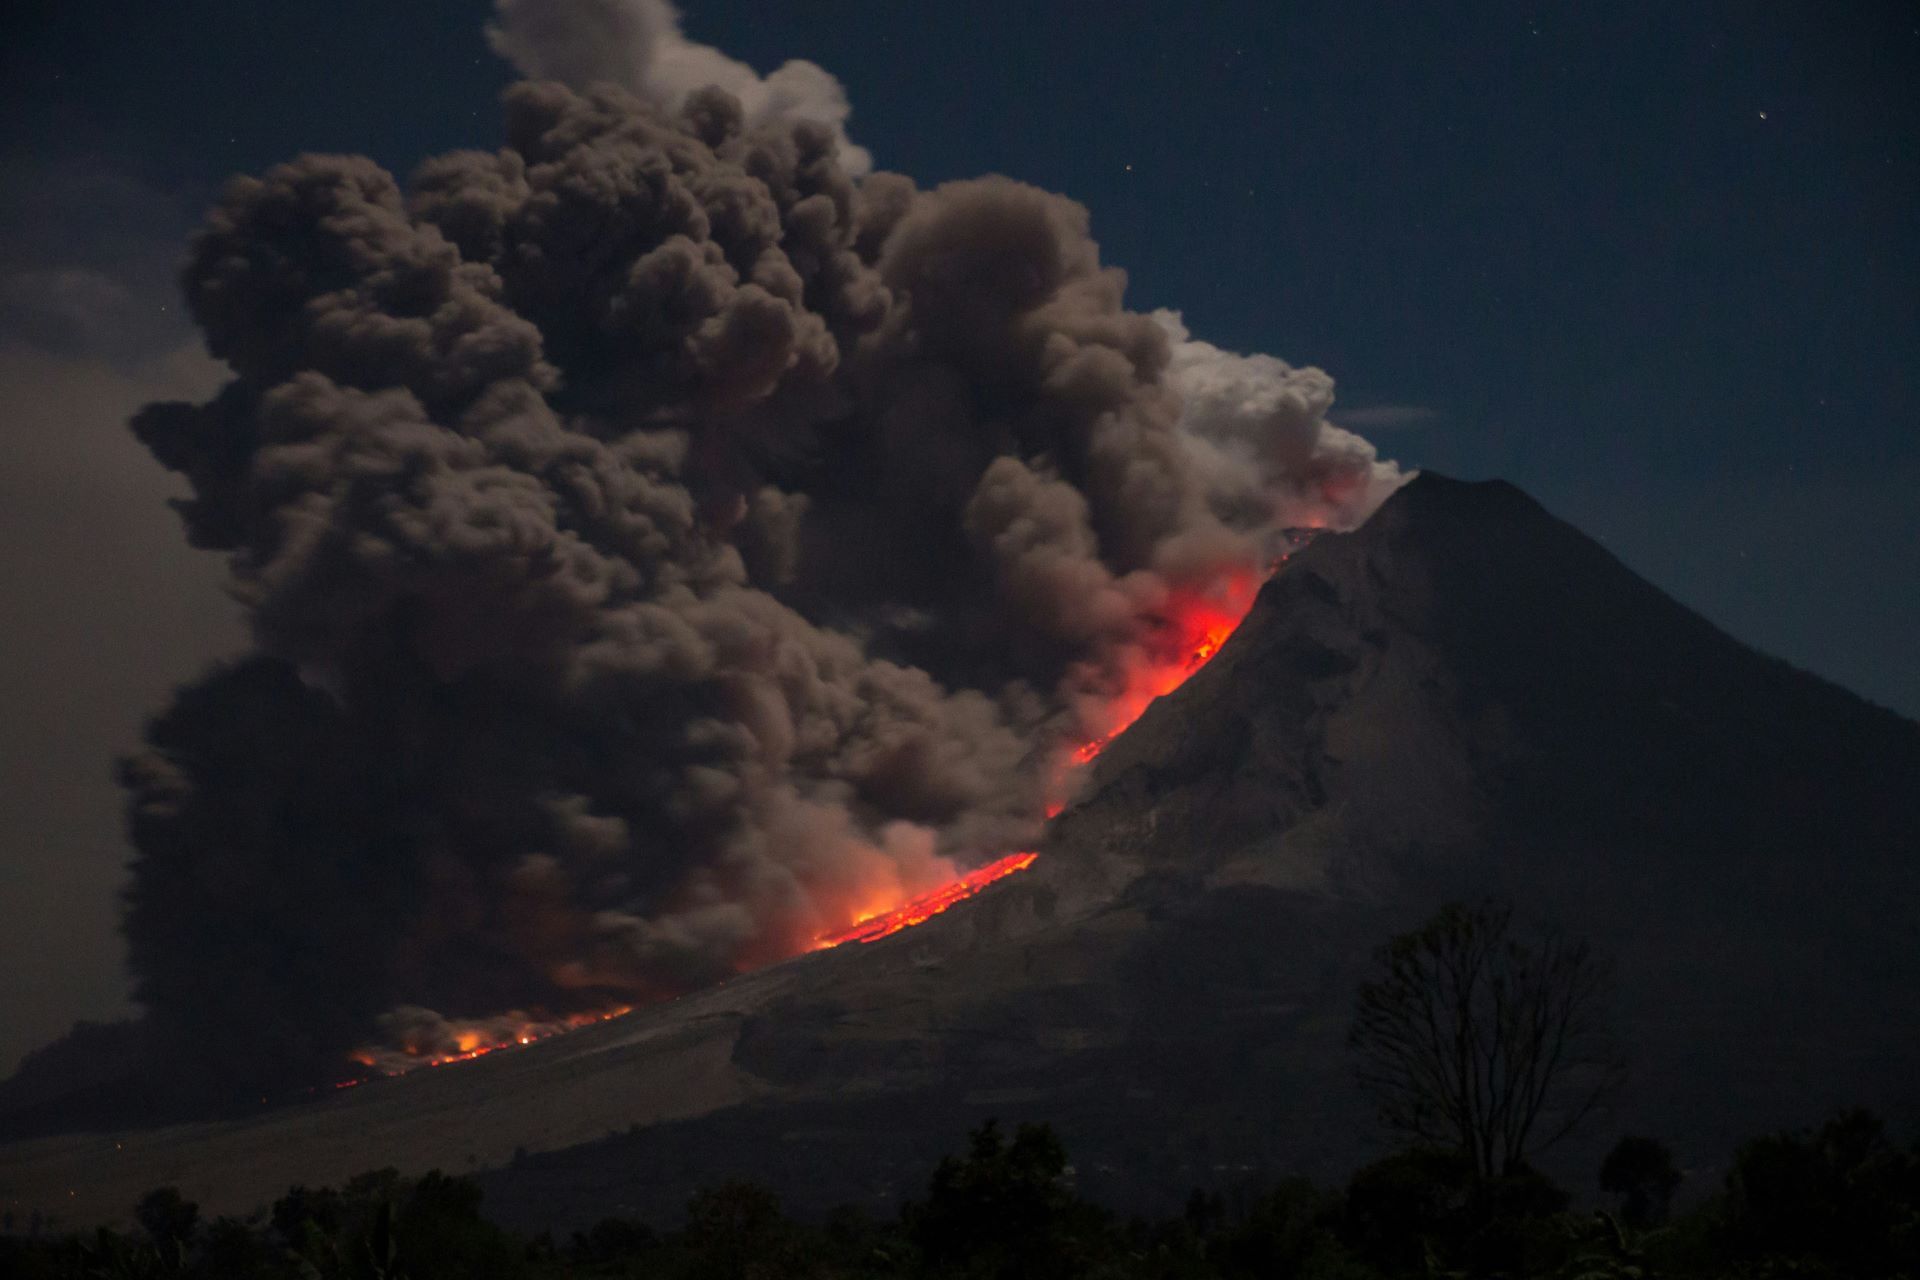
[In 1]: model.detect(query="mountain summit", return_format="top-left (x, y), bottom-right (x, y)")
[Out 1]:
top-left (6, 473), bottom-right (1916, 1228)
top-left (1066, 471), bottom-right (1920, 906)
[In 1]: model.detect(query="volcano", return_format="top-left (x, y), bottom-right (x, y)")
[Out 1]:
top-left (5, 473), bottom-right (1917, 1229)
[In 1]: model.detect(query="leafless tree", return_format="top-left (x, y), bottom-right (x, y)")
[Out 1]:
top-left (1349, 900), bottom-right (1623, 1180)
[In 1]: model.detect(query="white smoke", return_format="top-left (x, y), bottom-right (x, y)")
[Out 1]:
top-left (1155, 309), bottom-right (1408, 532)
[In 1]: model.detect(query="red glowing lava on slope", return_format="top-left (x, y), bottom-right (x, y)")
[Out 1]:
top-left (812, 548), bottom-right (1302, 951)
top-left (344, 1006), bottom-right (633, 1081)
top-left (1068, 567), bottom-right (1263, 766)
top-left (813, 851), bottom-right (1040, 948)
top-left (348, 547), bottom-right (1303, 1075)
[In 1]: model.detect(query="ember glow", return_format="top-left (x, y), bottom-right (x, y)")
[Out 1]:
top-left (346, 1006), bottom-right (633, 1080)
top-left (1070, 567), bottom-right (1264, 766)
top-left (811, 550), bottom-right (1302, 951)
top-left (814, 852), bottom-right (1040, 948)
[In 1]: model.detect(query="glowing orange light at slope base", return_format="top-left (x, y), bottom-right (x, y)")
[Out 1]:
top-left (343, 1005), bottom-right (633, 1083)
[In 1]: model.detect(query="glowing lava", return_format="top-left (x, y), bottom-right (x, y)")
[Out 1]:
top-left (347, 543), bottom-right (1309, 1072)
top-left (346, 1005), bottom-right (633, 1081)
top-left (811, 558), bottom-right (1284, 949)
top-left (814, 851), bottom-right (1039, 948)
top-left (1069, 568), bottom-right (1262, 766)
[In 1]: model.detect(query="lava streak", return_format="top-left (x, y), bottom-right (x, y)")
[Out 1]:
top-left (814, 852), bottom-right (1038, 949)
top-left (1070, 567), bottom-right (1264, 766)
top-left (346, 1005), bottom-right (633, 1080)
top-left (810, 552), bottom-right (1302, 951)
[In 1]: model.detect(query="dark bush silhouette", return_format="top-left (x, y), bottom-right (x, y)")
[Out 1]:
top-left (1340, 1147), bottom-right (1473, 1273)
top-left (907, 1120), bottom-right (1108, 1278)
top-left (1715, 1109), bottom-right (1920, 1276)
top-left (133, 1186), bottom-right (199, 1253)
top-left (680, 1180), bottom-right (806, 1278)
top-left (1599, 1134), bottom-right (1681, 1228)
top-left (569, 1215), bottom-right (659, 1267)
top-left (197, 1214), bottom-right (288, 1277)
top-left (1338, 1146), bottom-right (1571, 1276)
top-left (5, 1109), bottom-right (1917, 1277)
top-left (1205, 1177), bottom-right (1354, 1279)
top-left (272, 1182), bottom-right (346, 1246)
top-left (394, 1169), bottom-right (526, 1280)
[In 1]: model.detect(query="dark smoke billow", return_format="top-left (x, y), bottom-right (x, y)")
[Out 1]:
top-left (116, 0), bottom-right (1402, 1084)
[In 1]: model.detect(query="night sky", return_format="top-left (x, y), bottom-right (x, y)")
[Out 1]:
top-left (1, 1), bottom-right (1915, 1070)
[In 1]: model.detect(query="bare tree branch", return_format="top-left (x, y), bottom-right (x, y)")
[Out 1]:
top-left (1348, 900), bottom-right (1621, 1181)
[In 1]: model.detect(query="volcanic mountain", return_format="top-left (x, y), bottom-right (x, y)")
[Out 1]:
top-left (5, 473), bottom-right (1917, 1229)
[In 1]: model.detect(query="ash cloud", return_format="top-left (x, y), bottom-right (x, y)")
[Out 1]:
top-left (487, 0), bottom-right (872, 174)
top-left (117, 3), bottom-right (1404, 1085)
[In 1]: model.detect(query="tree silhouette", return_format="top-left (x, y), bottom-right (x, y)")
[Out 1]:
top-left (1349, 900), bottom-right (1621, 1181)
top-left (681, 1181), bottom-right (799, 1278)
top-left (133, 1185), bottom-right (198, 1252)
top-left (908, 1120), bottom-right (1104, 1276)
top-left (1600, 1135), bottom-right (1681, 1227)
top-left (1719, 1109), bottom-right (1920, 1274)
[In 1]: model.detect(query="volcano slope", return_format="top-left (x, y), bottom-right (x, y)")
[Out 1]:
top-left (5, 472), bottom-right (1917, 1230)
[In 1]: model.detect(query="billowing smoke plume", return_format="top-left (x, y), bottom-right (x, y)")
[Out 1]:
top-left (119, 1), bottom-right (1403, 1084)
top-left (487, 0), bottom-right (872, 174)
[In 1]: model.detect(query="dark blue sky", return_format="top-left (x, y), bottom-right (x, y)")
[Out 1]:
top-left (0, 0), bottom-right (1915, 1072)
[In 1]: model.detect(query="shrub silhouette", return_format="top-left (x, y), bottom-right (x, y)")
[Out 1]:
top-left (907, 1120), bottom-right (1107, 1278)
top-left (133, 1186), bottom-right (199, 1253)
top-left (6, 1107), bottom-right (1918, 1277)
top-left (680, 1180), bottom-right (806, 1279)
top-left (1206, 1177), bottom-right (1356, 1279)
top-left (1599, 1135), bottom-right (1681, 1228)
top-left (1716, 1108), bottom-right (1920, 1276)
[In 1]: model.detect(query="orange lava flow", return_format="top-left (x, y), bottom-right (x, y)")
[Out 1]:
top-left (344, 1005), bottom-right (633, 1082)
top-left (1070, 567), bottom-right (1263, 765)
top-left (808, 551), bottom-right (1304, 953)
top-left (343, 545), bottom-right (1307, 1075)
top-left (814, 852), bottom-right (1038, 949)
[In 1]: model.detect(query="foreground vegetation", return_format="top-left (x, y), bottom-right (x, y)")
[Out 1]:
top-left (8, 904), bottom-right (1912, 1276)
top-left (3, 1108), bottom-right (1916, 1278)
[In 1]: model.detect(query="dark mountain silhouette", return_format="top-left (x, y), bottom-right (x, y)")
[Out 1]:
top-left (5, 473), bottom-right (1916, 1230)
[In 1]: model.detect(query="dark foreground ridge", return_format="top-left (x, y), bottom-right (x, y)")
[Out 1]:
top-left (9, 1111), bottom-right (1918, 1277)
top-left (4, 472), bottom-right (1917, 1231)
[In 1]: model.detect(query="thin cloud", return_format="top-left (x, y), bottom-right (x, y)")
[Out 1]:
top-left (1331, 403), bottom-right (1442, 430)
